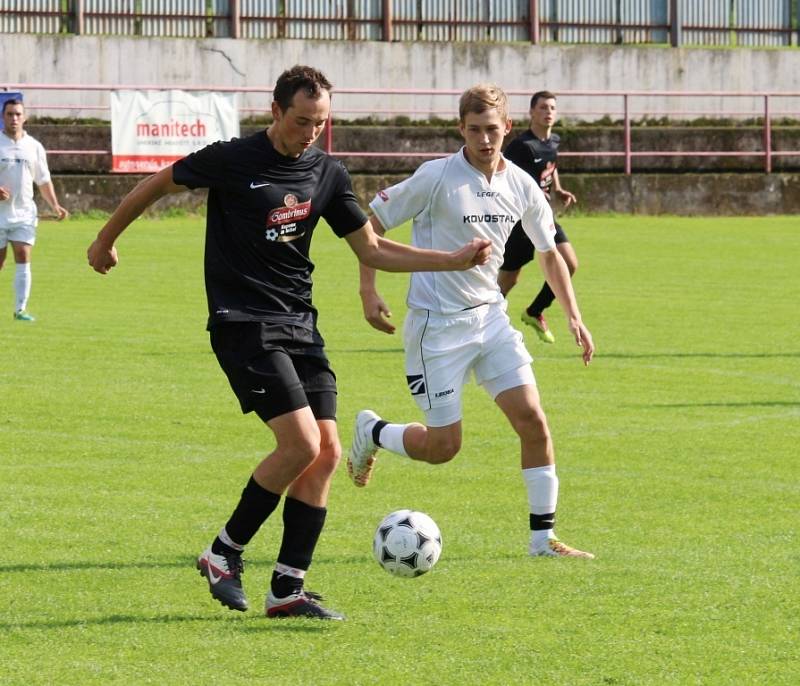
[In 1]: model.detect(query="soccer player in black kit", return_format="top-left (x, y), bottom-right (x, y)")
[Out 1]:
top-left (87, 65), bottom-right (490, 620)
top-left (498, 91), bottom-right (579, 344)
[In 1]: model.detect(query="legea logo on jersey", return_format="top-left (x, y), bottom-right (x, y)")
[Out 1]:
top-left (265, 195), bottom-right (312, 242)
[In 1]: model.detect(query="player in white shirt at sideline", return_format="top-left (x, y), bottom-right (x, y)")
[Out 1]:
top-left (349, 83), bottom-right (595, 559)
top-left (0, 99), bottom-right (69, 321)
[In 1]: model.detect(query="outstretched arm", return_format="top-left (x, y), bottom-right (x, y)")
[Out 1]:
top-left (87, 166), bottom-right (186, 274)
top-left (347, 215), bottom-right (491, 333)
top-left (345, 218), bottom-right (491, 273)
top-left (357, 216), bottom-right (395, 334)
top-left (38, 182), bottom-right (69, 220)
top-left (552, 169), bottom-right (576, 208)
top-left (538, 248), bottom-right (594, 365)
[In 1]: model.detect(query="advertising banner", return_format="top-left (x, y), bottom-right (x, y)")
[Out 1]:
top-left (111, 90), bottom-right (239, 173)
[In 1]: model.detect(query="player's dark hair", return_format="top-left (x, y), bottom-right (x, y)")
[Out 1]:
top-left (530, 91), bottom-right (557, 108)
top-left (272, 65), bottom-right (332, 112)
top-left (2, 98), bottom-right (24, 114)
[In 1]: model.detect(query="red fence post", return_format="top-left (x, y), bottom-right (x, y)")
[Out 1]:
top-left (382, 0), bottom-right (393, 41)
top-left (624, 93), bottom-right (631, 175)
top-left (764, 94), bottom-right (772, 174)
top-left (74, 0), bottom-right (84, 35)
top-left (230, 0), bottom-right (241, 39)
top-left (529, 0), bottom-right (539, 45)
top-left (669, 0), bottom-right (681, 47)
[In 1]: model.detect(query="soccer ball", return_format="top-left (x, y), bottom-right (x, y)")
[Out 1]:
top-left (373, 509), bottom-right (442, 578)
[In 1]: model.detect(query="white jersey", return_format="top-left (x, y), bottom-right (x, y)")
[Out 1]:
top-left (0, 130), bottom-right (51, 227)
top-left (370, 147), bottom-right (556, 314)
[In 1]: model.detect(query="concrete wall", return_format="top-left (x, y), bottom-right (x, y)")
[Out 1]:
top-left (25, 123), bottom-right (800, 174)
top-left (4, 34), bottom-right (800, 120)
top-left (50, 172), bottom-right (800, 217)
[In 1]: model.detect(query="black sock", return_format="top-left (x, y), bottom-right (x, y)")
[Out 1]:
top-left (372, 419), bottom-right (388, 447)
top-left (271, 497), bottom-right (327, 597)
top-left (527, 281), bottom-right (556, 317)
top-left (270, 569), bottom-right (304, 598)
top-left (530, 512), bottom-right (556, 531)
top-left (216, 476), bottom-right (281, 551)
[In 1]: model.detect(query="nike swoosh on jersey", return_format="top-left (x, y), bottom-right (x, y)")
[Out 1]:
top-left (250, 181), bottom-right (271, 189)
top-left (534, 158), bottom-right (543, 163)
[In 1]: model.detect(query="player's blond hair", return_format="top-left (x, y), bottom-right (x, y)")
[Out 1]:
top-left (458, 84), bottom-right (509, 122)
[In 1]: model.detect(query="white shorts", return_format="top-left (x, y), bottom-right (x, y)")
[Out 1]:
top-left (0, 224), bottom-right (37, 248)
top-left (403, 302), bottom-right (536, 427)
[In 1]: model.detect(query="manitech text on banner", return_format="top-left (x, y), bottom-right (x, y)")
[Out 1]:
top-left (111, 90), bottom-right (239, 173)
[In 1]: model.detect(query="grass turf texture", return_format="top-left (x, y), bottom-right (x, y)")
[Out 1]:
top-left (1, 215), bottom-right (798, 685)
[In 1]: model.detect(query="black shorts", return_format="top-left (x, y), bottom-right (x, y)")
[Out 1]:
top-left (209, 322), bottom-right (337, 423)
top-left (499, 220), bottom-right (569, 272)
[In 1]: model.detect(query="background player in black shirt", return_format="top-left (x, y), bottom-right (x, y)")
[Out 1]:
top-left (87, 65), bottom-right (491, 620)
top-left (498, 91), bottom-right (579, 344)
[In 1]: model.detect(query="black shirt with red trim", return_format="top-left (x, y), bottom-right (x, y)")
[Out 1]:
top-left (503, 130), bottom-right (560, 200)
top-left (172, 131), bottom-right (367, 342)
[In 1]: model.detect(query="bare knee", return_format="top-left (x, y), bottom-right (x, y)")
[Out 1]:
top-left (421, 434), bottom-right (461, 464)
top-left (314, 434), bottom-right (342, 480)
top-left (497, 269), bottom-right (520, 297)
top-left (567, 255), bottom-right (578, 276)
top-left (558, 245), bottom-right (578, 276)
top-left (511, 406), bottom-right (551, 445)
top-left (280, 430), bottom-right (321, 471)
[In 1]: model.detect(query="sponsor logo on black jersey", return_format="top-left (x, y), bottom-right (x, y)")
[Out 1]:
top-left (406, 374), bottom-right (426, 396)
top-left (265, 198), bottom-right (311, 242)
top-left (267, 199), bottom-right (311, 228)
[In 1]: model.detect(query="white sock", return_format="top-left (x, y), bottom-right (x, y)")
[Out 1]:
top-left (377, 422), bottom-right (410, 457)
top-left (14, 263), bottom-right (31, 313)
top-left (274, 562), bottom-right (306, 579)
top-left (217, 527), bottom-right (244, 551)
top-left (522, 464), bottom-right (559, 549)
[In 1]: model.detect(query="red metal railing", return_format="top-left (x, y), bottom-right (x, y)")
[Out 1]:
top-left (3, 0), bottom-right (799, 47)
top-left (2, 83), bottom-right (798, 175)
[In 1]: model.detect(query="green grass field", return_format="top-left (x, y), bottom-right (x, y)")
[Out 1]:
top-left (1, 214), bottom-right (798, 685)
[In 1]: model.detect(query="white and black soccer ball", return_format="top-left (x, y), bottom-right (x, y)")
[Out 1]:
top-left (373, 509), bottom-right (442, 578)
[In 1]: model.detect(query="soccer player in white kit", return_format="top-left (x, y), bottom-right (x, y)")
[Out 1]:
top-left (348, 84), bottom-right (595, 558)
top-left (0, 99), bottom-right (69, 321)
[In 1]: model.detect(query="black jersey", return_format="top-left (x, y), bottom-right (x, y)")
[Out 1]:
top-left (503, 130), bottom-right (560, 200)
top-left (172, 131), bottom-right (367, 342)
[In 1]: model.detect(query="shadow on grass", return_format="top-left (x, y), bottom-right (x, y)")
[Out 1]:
top-left (640, 401), bottom-right (800, 409)
top-left (599, 352), bottom-right (800, 360)
top-left (0, 557), bottom-right (278, 574)
top-left (0, 550), bottom-right (529, 575)
top-left (0, 553), bottom-right (379, 574)
top-left (0, 558), bottom-right (202, 574)
top-left (1, 612), bottom-right (332, 633)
